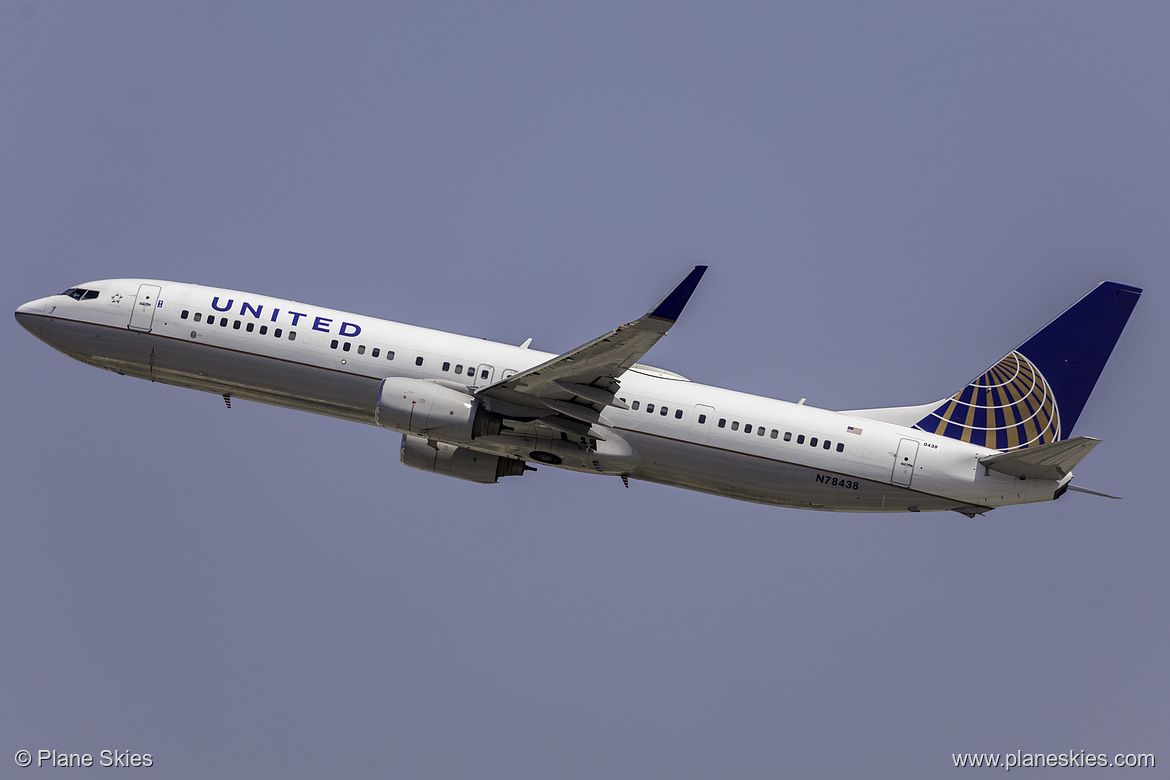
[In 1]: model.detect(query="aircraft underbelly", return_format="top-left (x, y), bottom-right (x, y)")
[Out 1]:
top-left (621, 430), bottom-right (958, 512)
top-left (44, 318), bottom-right (378, 424)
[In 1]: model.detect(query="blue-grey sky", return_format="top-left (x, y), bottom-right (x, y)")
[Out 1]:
top-left (3, 2), bottom-right (1167, 777)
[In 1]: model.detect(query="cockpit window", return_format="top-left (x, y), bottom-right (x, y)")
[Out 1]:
top-left (60, 288), bottom-right (101, 301)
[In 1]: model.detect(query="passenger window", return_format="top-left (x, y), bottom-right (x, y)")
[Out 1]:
top-left (718, 418), bottom-right (726, 428)
top-left (797, 434), bottom-right (805, 444)
top-left (358, 345), bottom-right (365, 355)
top-left (823, 440), bottom-right (831, 449)
top-left (836, 443), bottom-right (844, 452)
top-left (274, 328), bottom-right (282, 338)
top-left (207, 315), bottom-right (215, 325)
top-left (372, 348), bottom-right (380, 358)
top-left (246, 322), bottom-right (255, 332)
top-left (288, 331), bottom-right (296, 341)
top-left (233, 320), bottom-right (241, 330)
top-left (342, 342), bottom-right (351, 352)
top-left (194, 312), bottom-right (202, 323)
top-left (757, 427), bottom-right (765, 436)
top-left (631, 401), bottom-right (640, 410)
top-left (744, 424), bottom-right (752, 434)
top-left (731, 421), bottom-right (739, 431)
top-left (415, 356), bottom-right (424, 366)
top-left (770, 429), bottom-right (778, 439)
top-left (260, 325), bottom-right (268, 335)
top-left (181, 310), bottom-right (189, 319)
top-left (455, 364), bottom-right (463, 373)
top-left (660, 406), bottom-right (668, 416)
top-left (646, 404), bottom-right (655, 413)
top-left (784, 432), bottom-right (792, 442)
top-left (480, 369), bottom-right (488, 379)
top-left (387, 351), bottom-right (395, 360)
top-left (331, 340), bottom-right (338, 349)
top-left (810, 437), bottom-right (818, 447)
top-left (220, 318), bottom-right (228, 328)
top-left (675, 409), bottom-right (683, 419)
top-left (442, 362), bottom-right (450, 371)
top-left (698, 413), bottom-right (707, 424)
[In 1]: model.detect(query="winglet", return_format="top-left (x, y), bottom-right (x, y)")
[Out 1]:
top-left (648, 265), bottom-right (707, 322)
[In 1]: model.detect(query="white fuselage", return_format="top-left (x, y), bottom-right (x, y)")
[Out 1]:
top-left (16, 279), bottom-right (1066, 513)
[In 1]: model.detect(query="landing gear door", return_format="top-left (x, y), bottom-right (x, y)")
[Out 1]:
top-left (891, 438), bottom-right (919, 487)
top-left (129, 284), bottom-right (162, 332)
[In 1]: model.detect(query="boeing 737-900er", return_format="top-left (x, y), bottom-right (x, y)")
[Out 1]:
top-left (16, 268), bottom-right (1141, 515)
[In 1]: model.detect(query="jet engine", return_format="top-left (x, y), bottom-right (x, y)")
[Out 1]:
top-left (375, 377), bottom-right (503, 442)
top-left (399, 435), bottom-right (529, 484)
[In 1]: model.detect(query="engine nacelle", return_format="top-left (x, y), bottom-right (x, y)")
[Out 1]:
top-left (375, 377), bottom-right (502, 441)
top-left (400, 435), bottom-right (528, 484)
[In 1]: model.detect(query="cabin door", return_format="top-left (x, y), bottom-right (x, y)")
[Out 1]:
top-left (129, 284), bottom-right (162, 332)
top-left (891, 438), bottom-right (919, 487)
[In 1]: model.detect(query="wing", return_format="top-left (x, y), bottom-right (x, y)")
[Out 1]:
top-left (476, 266), bottom-right (707, 438)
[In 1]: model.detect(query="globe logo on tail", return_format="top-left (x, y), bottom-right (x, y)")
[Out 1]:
top-left (915, 351), bottom-right (1060, 451)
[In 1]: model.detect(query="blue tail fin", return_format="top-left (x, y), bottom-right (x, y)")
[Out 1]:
top-left (914, 281), bottom-right (1142, 450)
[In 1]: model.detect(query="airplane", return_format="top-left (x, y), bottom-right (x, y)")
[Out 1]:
top-left (15, 268), bottom-right (1141, 515)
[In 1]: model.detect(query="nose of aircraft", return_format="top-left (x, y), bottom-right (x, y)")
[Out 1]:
top-left (15, 297), bottom-right (50, 339)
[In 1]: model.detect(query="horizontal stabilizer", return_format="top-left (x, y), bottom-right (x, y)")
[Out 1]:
top-left (979, 436), bottom-right (1100, 480)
